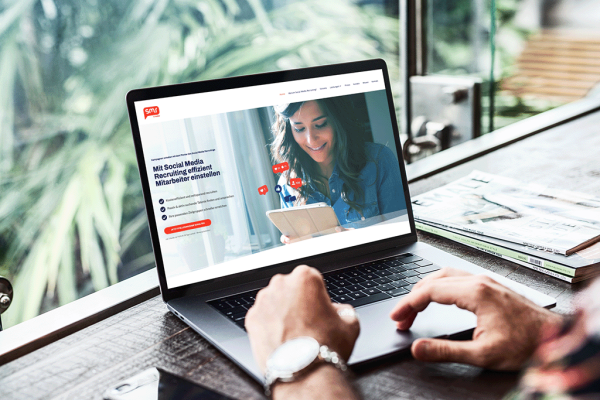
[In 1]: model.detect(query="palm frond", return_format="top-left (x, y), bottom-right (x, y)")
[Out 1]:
top-left (0, 35), bottom-right (17, 172)
top-left (0, 0), bottom-right (400, 328)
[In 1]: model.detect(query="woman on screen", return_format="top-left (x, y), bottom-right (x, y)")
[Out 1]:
top-left (270, 95), bottom-right (405, 242)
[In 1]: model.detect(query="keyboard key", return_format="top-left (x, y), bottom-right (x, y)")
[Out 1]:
top-left (348, 292), bottom-right (391, 308)
top-left (209, 288), bottom-right (262, 325)
top-left (346, 284), bottom-right (366, 292)
top-left (346, 277), bottom-right (366, 284)
top-left (387, 266), bottom-right (407, 273)
top-left (376, 284), bottom-right (395, 291)
top-left (229, 311), bottom-right (246, 320)
top-left (224, 306), bottom-right (246, 316)
top-left (215, 301), bottom-right (234, 310)
top-left (357, 265), bottom-right (376, 273)
top-left (400, 255), bottom-right (423, 263)
top-left (416, 264), bottom-right (441, 274)
top-left (361, 281), bottom-right (377, 288)
top-left (405, 276), bottom-right (420, 284)
top-left (350, 291), bottom-right (368, 299)
top-left (401, 270), bottom-right (419, 277)
top-left (362, 288), bottom-right (382, 296)
top-left (402, 263), bottom-right (420, 270)
top-left (406, 284), bottom-right (415, 291)
top-left (376, 269), bottom-right (393, 276)
top-left (342, 270), bottom-right (363, 279)
top-left (332, 294), bottom-right (355, 303)
top-left (230, 298), bottom-right (249, 307)
top-left (373, 263), bottom-right (389, 271)
top-left (240, 296), bottom-right (255, 304)
top-left (334, 280), bottom-right (352, 287)
top-left (362, 273), bottom-right (378, 280)
top-left (415, 260), bottom-right (433, 267)
top-left (330, 287), bottom-right (351, 296)
top-left (387, 287), bottom-right (409, 297)
top-left (351, 268), bottom-right (367, 275)
top-left (373, 277), bottom-right (392, 285)
top-left (388, 273), bottom-right (407, 281)
top-left (330, 273), bottom-right (348, 281)
top-left (391, 279), bottom-right (409, 287)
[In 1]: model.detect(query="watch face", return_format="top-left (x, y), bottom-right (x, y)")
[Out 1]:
top-left (266, 337), bottom-right (320, 376)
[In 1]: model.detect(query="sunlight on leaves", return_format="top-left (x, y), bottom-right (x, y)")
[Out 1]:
top-left (0, 0), bottom-right (399, 328)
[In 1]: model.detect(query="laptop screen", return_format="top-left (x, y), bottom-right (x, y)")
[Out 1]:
top-left (132, 67), bottom-right (412, 289)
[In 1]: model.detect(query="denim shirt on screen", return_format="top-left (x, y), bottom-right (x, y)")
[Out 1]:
top-left (278, 143), bottom-right (406, 228)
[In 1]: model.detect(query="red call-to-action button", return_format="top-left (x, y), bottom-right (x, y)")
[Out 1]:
top-left (164, 219), bottom-right (212, 234)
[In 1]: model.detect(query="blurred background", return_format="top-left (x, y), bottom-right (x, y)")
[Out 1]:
top-left (0, 0), bottom-right (598, 329)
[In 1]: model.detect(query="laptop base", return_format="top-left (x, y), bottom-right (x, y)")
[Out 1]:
top-left (168, 241), bottom-right (556, 383)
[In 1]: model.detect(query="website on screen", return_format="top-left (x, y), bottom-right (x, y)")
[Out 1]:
top-left (135, 70), bottom-right (411, 288)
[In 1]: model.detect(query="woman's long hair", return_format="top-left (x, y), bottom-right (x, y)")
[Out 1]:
top-left (270, 96), bottom-right (368, 215)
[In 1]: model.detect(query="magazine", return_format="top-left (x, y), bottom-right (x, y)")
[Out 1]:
top-left (416, 221), bottom-right (600, 283)
top-left (412, 171), bottom-right (600, 255)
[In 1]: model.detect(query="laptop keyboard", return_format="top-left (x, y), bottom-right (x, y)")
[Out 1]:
top-left (207, 253), bottom-right (440, 330)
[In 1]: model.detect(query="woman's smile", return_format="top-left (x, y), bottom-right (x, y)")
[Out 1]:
top-left (289, 100), bottom-right (335, 174)
top-left (307, 143), bottom-right (327, 151)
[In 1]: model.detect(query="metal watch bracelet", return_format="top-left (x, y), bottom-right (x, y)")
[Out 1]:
top-left (264, 345), bottom-right (348, 397)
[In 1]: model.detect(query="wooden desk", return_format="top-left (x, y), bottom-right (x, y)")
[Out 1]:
top-left (2, 112), bottom-right (599, 400)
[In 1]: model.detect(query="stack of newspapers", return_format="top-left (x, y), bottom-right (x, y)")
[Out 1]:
top-left (412, 171), bottom-right (600, 283)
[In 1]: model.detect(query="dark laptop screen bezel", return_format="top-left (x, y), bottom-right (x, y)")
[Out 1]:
top-left (126, 59), bottom-right (418, 302)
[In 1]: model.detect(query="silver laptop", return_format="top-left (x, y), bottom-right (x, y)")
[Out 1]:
top-left (126, 60), bottom-right (555, 383)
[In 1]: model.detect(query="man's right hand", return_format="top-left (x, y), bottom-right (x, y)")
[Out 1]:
top-left (390, 268), bottom-right (563, 370)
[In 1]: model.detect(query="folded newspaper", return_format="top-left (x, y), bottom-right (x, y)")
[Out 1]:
top-left (416, 221), bottom-right (600, 283)
top-left (412, 171), bottom-right (600, 255)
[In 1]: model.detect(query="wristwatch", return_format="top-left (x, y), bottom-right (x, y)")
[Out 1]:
top-left (263, 336), bottom-right (347, 396)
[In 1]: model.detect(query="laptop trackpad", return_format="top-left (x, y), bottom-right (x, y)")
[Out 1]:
top-left (348, 300), bottom-right (476, 365)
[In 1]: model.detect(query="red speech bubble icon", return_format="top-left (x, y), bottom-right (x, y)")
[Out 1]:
top-left (290, 178), bottom-right (302, 189)
top-left (258, 185), bottom-right (268, 195)
top-left (272, 162), bottom-right (290, 174)
top-left (143, 106), bottom-right (160, 119)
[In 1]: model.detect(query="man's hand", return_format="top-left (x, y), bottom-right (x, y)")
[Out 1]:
top-left (390, 268), bottom-right (563, 370)
top-left (245, 265), bottom-right (360, 373)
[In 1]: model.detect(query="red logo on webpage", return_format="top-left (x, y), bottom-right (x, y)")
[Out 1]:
top-left (143, 106), bottom-right (160, 119)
